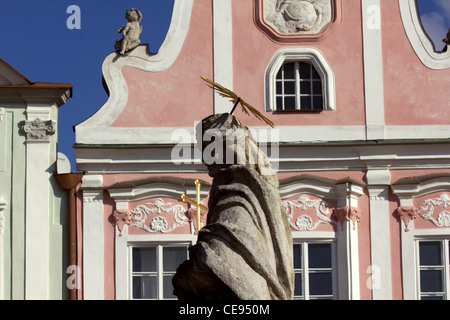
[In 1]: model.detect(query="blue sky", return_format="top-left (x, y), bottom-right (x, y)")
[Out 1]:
top-left (0, 0), bottom-right (448, 172)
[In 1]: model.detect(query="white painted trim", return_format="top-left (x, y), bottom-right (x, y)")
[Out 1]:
top-left (115, 231), bottom-right (196, 300)
top-left (264, 47), bottom-right (336, 112)
top-left (0, 197), bottom-right (5, 300)
top-left (361, 0), bottom-right (385, 140)
top-left (75, 122), bottom-right (450, 146)
top-left (367, 186), bottom-right (392, 299)
top-left (23, 106), bottom-right (53, 300)
top-left (75, 0), bottom-right (194, 136)
top-left (75, 139), bottom-right (450, 174)
top-left (82, 186), bottom-right (104, 300)
top-left (385, 125), bottom-right (450, 140)
top-left (115, 225), bottom-right (128, 300)
top-left (399, 0), bottom-right (450, 70)
top-left (213, 0), bottom-right (234, 114)
top-left (366, 168), bottom-right (392, 300)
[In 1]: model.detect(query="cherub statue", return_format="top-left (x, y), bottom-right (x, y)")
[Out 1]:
top-left (114, 8), bottom-right (143, 55)
top-left (443, 27), bottom-right (450, 52)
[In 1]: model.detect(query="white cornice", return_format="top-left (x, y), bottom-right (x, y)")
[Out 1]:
top-left (74, 140), bottom-right (450, 173)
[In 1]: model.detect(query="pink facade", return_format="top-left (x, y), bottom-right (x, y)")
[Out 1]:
top-left (74, 0), bottom-right (450, 300)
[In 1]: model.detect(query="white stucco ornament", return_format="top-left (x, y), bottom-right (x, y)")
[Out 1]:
top-left (265, 0), bottom-right (332, 35)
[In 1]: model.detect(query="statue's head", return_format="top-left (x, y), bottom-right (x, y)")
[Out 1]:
top-left (198, 113), bottom-right (277, 185)
top-left (126, 9), bottom-right (139, 21)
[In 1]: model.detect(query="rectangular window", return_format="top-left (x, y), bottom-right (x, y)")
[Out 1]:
top-left (275, 62), bottom-right (323, 111)
top-left (417, 239), bottom-right (450, 300)
top-left (293, 241), bottom-right (336, 300)
top-left (131, 244), bottom-right (188, 300)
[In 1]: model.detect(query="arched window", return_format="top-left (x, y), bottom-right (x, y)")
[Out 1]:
top-left (265, 47), bottom-right (335, 112)
top-left (276, 61), bottom-right (324, 111)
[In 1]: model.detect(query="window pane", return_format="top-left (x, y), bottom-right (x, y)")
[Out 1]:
top-left (283, 63), bottom-right (295, 79)
top-left (313, 81), bottom-right (322, 95)
top-left (312, 96), bottom-right (323, 110)
top-left (276, 97), bottom-right (283, 110)
top-left (420, 242), bottom-right (442, 266)
top-left (276, 81), bottom-right (283, 94)
top-left (293, 244), bottom-right (302, 269)
top-left (276, 68), bottom-right (282, 80)
top-left (133, 276), bottom-right (157, 299)
top-left (284, 97), bottom-right (296, 110)
top-left (299, 63), bottom-right (311, 79)
top-left (311, 66), bottom-right (321, 79)
top-left (421, 295), bottom-right (444, 300)
top-left (284, 81), bottom-right (296, 95)
top-left (309, 272), bottom-right (332, 296)
top-left (300, 81), bottom-right (311, 95)
top-left (163, 275), bottom-right (176, 299)
top-left (133, 247), bottom-right (156, 272)
top-left (420, 270), bottom-right (443, 293)
top-left (309, 243), bottom-right (331, 268)
top-left (300, 96), bottom-right (311, 110)
top-left (294, 273), bottom-right (302, 297)
top-left (163, 247), bottom-right (187, 272)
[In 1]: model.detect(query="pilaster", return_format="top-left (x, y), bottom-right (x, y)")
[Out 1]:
top-left (366, 168), bottom-right (392, 299)
top-left (0, 197), bottom-right (5, 300)
top-left (361, 0), bottom-right (386, 140)
top-left (21, 106), bottom-right (54, 299)
top-left (213, 0), bottom-right (233, 114)
top-left (334, 181), bottom-right (364, 300)
top-left (81, 174), bottom-right (104, 300)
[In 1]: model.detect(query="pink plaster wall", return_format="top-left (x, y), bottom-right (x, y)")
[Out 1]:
top-left (112, 0), bottom-right (214, 128)
top-left (381, 1), bottom-right (450, 126)
top-left (231, 0), bottom-right (366, 127)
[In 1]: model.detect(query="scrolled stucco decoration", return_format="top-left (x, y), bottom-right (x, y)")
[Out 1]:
top-left (20, 118), bottom-right (56, 142)
top-left (130, 198), bottom-right (189, 233)
top-left (265, 0), bottom-right (333, 35)
top-left (418, 193), bottom-right (450, 228)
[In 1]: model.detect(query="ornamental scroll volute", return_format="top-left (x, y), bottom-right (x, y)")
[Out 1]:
top-left (282, 194), bottom-right (338, 232)
top-left (113, 198), bottom-right (197, 236)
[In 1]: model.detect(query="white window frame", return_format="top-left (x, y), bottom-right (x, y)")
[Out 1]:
top-left (265, 47), bottom-right (336, 112)
top-left (292, 237), bottom-right (338, 300)
top-left (129, 242), bottom-right (191, 300)
top-left (115, 233), bottom-right (197, 300)
top-left (275, 61), bottom-right (324, 111)
top-left (415, 237), bottom-right (450, 300)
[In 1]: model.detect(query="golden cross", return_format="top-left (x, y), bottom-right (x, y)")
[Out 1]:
top-left (181, 180), bottom-right (208, 234)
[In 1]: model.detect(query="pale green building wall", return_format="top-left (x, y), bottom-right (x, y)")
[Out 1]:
top-left (0, 102), bottom-right (69, 300)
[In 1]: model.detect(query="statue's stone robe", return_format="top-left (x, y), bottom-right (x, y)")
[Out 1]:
top-left (173, 164), bottom-right (294, 300)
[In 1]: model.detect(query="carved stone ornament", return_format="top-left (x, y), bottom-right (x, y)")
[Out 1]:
top-left (113, 209), bottom-right (133, 236)
top-left (264, 0), bottom-right (333, 35)
top-left (334, 206), bottom-right (360, 231)
top-left (418, 193), bottom-right (450, 228)
top-left (130, 198), bottom-right (189, 233)
top-left (20, 118), bottom-right (56, 142)
top-left (282, 194), bottom-right (337, 231)
top-left (396, 206), bottom-right (418, 232)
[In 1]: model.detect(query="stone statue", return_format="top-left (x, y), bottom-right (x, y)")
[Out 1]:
top-left (115, 8), bottom-right (143, 55)
top-left (172, 113), bottom-right (294, 300)
top-left (276, 0), bottom-right (323, 32)
top-left (265, 0), bottom-right (331, 35)
top-left (443, 28), bottom-right (450, 52)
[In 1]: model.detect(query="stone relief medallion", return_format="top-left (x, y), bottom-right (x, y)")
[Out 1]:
top-left (263, 0), bottom-right (333, 35)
